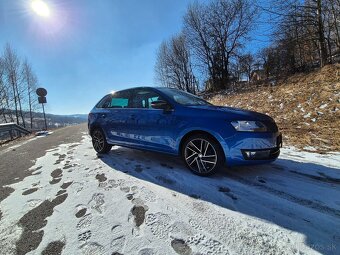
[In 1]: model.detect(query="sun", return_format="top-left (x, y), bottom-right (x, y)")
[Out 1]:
top-left (31, 0), bottom-right (51, 17)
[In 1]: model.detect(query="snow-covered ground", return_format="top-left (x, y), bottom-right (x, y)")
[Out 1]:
top-left (0, 134), bottom-right (339, 255)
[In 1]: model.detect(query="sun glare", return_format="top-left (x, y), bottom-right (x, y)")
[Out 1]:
top-left (31, 0), bottom-right (50, 17)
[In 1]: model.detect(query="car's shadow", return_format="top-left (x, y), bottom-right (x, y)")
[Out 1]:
top-left (99, 146), bottom-right (340, 255)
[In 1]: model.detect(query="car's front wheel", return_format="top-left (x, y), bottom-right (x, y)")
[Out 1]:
top-left (91, 128), bottom-right (112, 154)
top-left (182, 134), bottom-right (224, 176)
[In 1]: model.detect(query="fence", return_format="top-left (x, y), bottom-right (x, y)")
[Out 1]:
top-left (0, 123), bottom-right (31, 143)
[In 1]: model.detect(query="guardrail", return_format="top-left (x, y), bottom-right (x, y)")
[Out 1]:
top-left (0, 123), bottom-right (31, 141)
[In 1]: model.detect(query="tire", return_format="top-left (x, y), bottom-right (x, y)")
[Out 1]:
top-left (182, 134), bottom-right (224, 176)
top-left (91, 128), bottom-right (112, 154)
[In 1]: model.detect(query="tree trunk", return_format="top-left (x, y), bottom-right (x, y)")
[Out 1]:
top-left (10, 73), bottom-right (19, 125)
top-left (317, 0), bottom-right (328, 67)
top-left (27, 77), bottom-right (33, 129)
top-left (15, 82), bottom-right (26, 128)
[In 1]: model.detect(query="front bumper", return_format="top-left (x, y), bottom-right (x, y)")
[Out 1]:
top-left (241, 133), bottom-right (282, 160)
top-left (224, 132), bottom-right (282, 166)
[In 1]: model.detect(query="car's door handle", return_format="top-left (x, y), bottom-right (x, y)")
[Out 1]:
top-left (101, 114), bottom-right (106, 118)
top-left (129, 114), bottom-right (136, 120)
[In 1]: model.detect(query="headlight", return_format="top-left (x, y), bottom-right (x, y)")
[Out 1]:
top-left (231, 121), bottom-right (267, 132)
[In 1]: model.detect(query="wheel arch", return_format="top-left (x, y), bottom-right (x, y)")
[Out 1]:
top-left (89, 124), bottom-right (105, 137)
top-left (178, 129), bottom-right (228, 160)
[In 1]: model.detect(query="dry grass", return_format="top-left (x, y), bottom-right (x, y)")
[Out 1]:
top-left (207, 64), bottom-right (340, 153)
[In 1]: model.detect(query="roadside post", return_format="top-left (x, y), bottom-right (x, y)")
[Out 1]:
top-left (36, 88), bottom-right (48, 131)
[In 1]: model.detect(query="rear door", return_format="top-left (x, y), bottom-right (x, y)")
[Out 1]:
top-left (104, 90), bottom-right (136, 145)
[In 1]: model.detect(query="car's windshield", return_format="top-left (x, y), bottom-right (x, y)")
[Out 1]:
top-left (158, 88), bottom-right (212, 106)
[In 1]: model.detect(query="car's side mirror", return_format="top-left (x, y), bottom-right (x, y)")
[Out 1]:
top-left (151, 100), bottom-right (172, 111)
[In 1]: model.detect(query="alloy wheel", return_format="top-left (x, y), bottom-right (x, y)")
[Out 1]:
top-left (184, 138), bottom-right (218, 174)
top-left (92, 130), bottom-right (105, 152)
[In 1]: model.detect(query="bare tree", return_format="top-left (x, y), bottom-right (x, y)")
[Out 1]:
top-left (239, 53), bottom-right (255, 83)
top-left (323, 0), bottom-right (340, 62)
top-left (22, 59), bottom-right (38, 129)
top-left (3, 44), bottom-right (26, 127)
top-left (155, 33), bottom-right (198, 94)
top-left (183, 0), bottom-right (257, 91)
top-left (0, 57), bottom-right (13, 123)
top-left (264, 0), bottom-right (340, 70)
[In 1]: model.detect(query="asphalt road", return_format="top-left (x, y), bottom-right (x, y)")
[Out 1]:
top-left (0, 124), bottom-right (87, 203)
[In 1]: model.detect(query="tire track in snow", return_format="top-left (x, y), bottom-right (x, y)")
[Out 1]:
top-left (226, 172), bottom-right (340, 218)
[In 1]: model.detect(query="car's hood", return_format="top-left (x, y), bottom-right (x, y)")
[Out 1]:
top-left (188, 105), bottom-right (273, 121)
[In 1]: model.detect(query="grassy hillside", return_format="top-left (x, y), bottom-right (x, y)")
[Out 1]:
top-left (207, 64), bottom-right (340, 153)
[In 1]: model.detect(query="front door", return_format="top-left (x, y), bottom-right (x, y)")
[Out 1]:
top-left (127, 88), bottom-right (178, 154)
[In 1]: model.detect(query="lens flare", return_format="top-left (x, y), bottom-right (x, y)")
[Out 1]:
top-left (31, 0), bottom-right (50, 17)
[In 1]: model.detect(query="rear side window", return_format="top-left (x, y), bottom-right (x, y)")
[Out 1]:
top-left (96, 90), bottom-right (131, 108)
top-left (111, 98), bottom-right (128, 108)
top-left (110, 90), bottom-right (131, 108)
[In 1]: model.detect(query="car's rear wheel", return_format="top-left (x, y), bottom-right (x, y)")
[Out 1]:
top-left (91, 128), bottom-right (112, 154)
top-left (182, 134), bottom-right (224, 176)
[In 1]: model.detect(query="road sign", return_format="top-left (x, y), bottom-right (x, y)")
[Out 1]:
top-left (38, 96), bottom-right (47, 104)
top-left (36, 88), bottom-right (47, 97)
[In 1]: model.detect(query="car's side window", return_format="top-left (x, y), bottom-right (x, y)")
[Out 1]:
top-left (110, 91), bottom-right (130, 108)
top-left (96, 95), bottom-right (112, 108)
top-left (130, 89), bottom-right (164, 109)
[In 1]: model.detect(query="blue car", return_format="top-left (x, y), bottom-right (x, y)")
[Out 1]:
top-left (88, 87), bottom-right (282, 176)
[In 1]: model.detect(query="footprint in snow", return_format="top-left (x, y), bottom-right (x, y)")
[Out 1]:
top-left (131, 206), bottom-right (147, 226)
top-left (189, 219), bottom-right (204, 232)
top-left (75, 204), bottom-right (88, 218)
top-left (71, 182), bottom-right (84, 194)
top-left (95, 173), bottom-right (107, 183)
top-left (88, 193), bottom-right (105, 214)
top-left (78, 230), bottom-right (92, 243)
top-left (145, 213), bottom-right (172, 240)
top-left (60, 181), bottom-right (73, 189)
top-left (54, 154), bottom-right (66, 165)
top-left (110, 224), bottom-right (126, 254)
top-left (170, 221), bottom-right (194, 239)
top-left (186, 233), bottom-right (228, 255)
top-left (50, 168), bottom-right (63, 185)
top-left (76, 214), bottom-right (92, 230)
top-left (218, 186), bottom-right (238, 201)
top-left (138, 248), bottom-right (157, 255)
top-left (26, 199), bottom-right (43, 208)
top-left (171, 239), bottom-right (192, 255)
top-left (139, 187), bottom-right (157, 203)
top-left (22, 188), bottom-right (39, 196)
top-left (49, 178), bottom-right (62, 185)
top-left (56, 190), bottom-right (67, 196)
top-left (80, 242), bottom-right (104, 255)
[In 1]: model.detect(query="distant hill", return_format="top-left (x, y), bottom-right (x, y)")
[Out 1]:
top-left (0, 111), bottom-right (88, 130)
top-left (66, 114), bottom-right (88, 120)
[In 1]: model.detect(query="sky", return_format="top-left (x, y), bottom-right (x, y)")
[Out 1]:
top-left (0, 0), bottom-right (271, 115)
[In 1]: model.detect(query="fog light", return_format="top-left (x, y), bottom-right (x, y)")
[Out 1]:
top-left (242, 150), bottom-right (271, 160)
